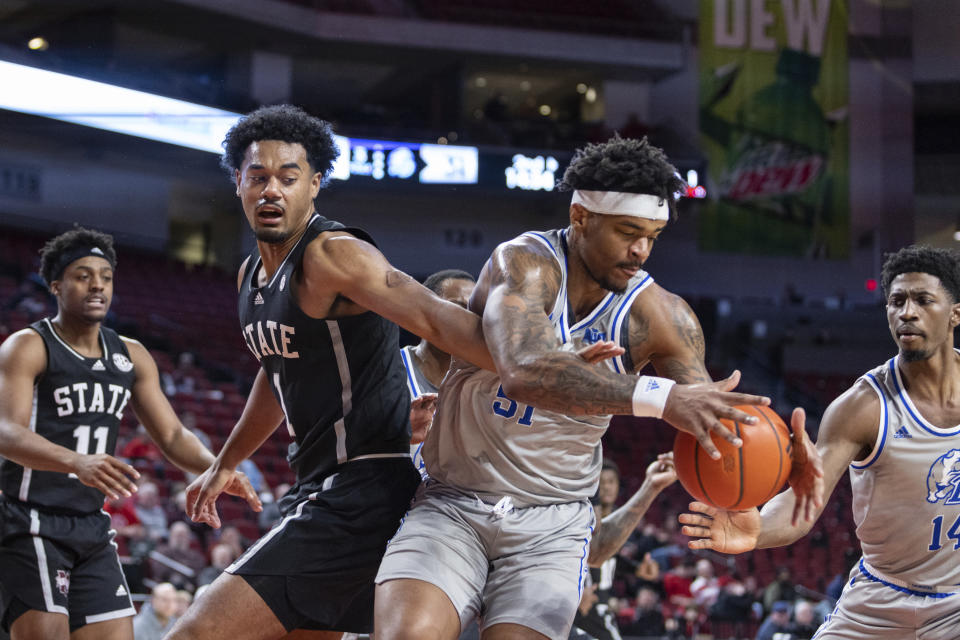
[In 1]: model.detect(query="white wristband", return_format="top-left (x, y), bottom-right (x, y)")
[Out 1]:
top-left (632, 376), bottom-right (676, 418)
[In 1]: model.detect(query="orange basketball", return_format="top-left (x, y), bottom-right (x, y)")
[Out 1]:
top-left (673, 405), bottom-right (792, 510)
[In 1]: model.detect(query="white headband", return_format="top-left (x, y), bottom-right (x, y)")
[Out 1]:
top-left (571, 189), bottom-right (669, 221)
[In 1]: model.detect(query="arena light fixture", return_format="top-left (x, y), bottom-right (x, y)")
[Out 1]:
top-left (0, 60), bottom-right (479, 185)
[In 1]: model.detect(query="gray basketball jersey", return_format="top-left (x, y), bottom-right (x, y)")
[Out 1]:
top-left (400, 345), bottom-right (437, 398)
top-left (421, 229), bottom-right (652, 506)
top-left (851, 355), bottom-right (960, 592)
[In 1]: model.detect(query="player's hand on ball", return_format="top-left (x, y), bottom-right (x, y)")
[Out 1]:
top-left (645, 452), bottom-right (677, 491)
top-left (73, 453), bottom-right (140, 500)
top-left (662, 370), bottom-right (770, 460)
top-left (410, 393), bottom-right (438, 445)
top-left (678, 501), bottom-right (761, 554)
top-left (787, 407), bottom-right (824, 526)
top-left (576, 340), bottom-right (624, 365)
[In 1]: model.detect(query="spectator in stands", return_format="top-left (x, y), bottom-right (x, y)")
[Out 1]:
top-left (762, 566), bottom-right (797, 614)
top-left (174, 590), bottom-right (193, 619)
top-left (213, 523), bottom-right (247, 560)
top-left (238, 457), bottom-right (266, 493)
top-left (197, 543), bottom-right (237, 587)
top-left (134, 481), bottom-right (169, 542)
top-left (789, 600), bottom-right (818, 639)
top-left (662, 555), bottom-right (697, 613)
top-left (755, 600), bottom-right (792, 640)
top-left (149, 521), bottom-right (206, 590)
top-left (709, 572), bottom-right (755, 623)
top-left (182, 411), bottom-right (212, 450)
top-left (120, 424), bottom-right (163, 463)
top-left (690, 558), bottom-right (720, 608)
top-left (104, 493), bottom-right (145, 541)
top-left (649, 516), bottom-right (686, 571)
top-left (257, 481), bottom-right (290, 533)
top-left (623, 586), bottom-right (666, 637)
top-left (132, 582), bottom-right (179, 640)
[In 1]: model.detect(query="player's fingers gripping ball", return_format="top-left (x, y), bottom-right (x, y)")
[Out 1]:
top-left (673, 405), bottom-right (792, 510)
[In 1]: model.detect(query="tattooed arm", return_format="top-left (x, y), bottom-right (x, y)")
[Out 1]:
top-left (589, 452), bottom-right (677, 566)
top-left (299, 232), bottom-right (495, 371)
top-left (483, 238), bottom-right (765, 441)
top-left (627, 285), bottom-right (711, 384)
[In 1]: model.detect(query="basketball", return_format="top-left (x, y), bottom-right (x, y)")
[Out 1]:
top-left (673, 405), bottom-right (792, 510)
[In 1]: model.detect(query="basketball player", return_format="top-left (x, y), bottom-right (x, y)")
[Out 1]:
top-left (680, 245), bottom-right (960, 638)
top-left (572, 455), bottom-right (677, 640)
top-left (402, 269), bottom-right (475, 474)
top-left (374, 136), bottom-right (820, 640)
top-left (0, 227), bottom-right (259, 640)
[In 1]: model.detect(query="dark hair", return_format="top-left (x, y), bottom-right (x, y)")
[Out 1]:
top-left (220, 104), bottom-right (339, 179)
top-left (601, 458), bottom-right (620, 478)
top-left (557, 136), bottom-right (685, 219)
top-left (881, 245), bottom-right (960, 303)
top-left (39, 226), bottom-right (117, 285)
top-left (422, 269), bottom-right (475, 295)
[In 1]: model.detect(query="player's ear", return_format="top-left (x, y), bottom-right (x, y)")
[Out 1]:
top-left (235, 169), bottom-right (242, 196)
top-left (950, 301), bottom-right (960, 328)
top-left (570, 203), bottom-right (589, 229)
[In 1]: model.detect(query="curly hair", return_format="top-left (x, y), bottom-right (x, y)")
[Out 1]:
top-left (39, 226), bottom-right (117, 285)
top-left (220, 104), bottom-right (339, 179)
top-left (557, 136), bottom-right (685, 219)
top-left (881, 245), bottom-right (960, 303)
top-left (423, 269), bottom-right (475, 295)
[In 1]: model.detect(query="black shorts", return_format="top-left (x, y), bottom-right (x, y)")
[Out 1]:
top-left (228, 456), bottom-right (420, 633)
top-left (0, 496), bottom-right (135, 632)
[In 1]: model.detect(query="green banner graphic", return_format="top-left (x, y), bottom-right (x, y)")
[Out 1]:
top-left (698, 0), bottom-right (849, 257)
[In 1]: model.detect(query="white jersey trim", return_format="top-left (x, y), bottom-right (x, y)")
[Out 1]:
top-left (889, 356), bottom-right (960, 436)
top-left (850, 373), bottom-right (888, 470)
top-left (227, 497), bottom-right (310, 573)
top-left (522, 232), bottom-right (567, 326)
top-left (86, 607), bottom-right (137, 624)
top-left (258, 213), bottom-right (320, 290)
top-left (41, 318), bottom-right (109, 361)
top-left (400, 346), bottom-right (423, 398)
top-left (610, 275), bottom-right (653, 374)
top-left (19, 391), bottom-right (39, 501)
top-left (30, 509), bottom-right (69, 615)
top-left (327, 320), bottom-right (353, 464)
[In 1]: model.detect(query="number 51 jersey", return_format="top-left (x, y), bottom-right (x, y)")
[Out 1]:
top-left (421, 229), bottom-right (652, 507)
top-left (0, 319), bottom-right (134, 514)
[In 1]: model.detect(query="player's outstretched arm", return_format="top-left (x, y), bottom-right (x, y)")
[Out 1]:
top-left (306, 234), bottom-right (496, 372)
top-left (588, 452), bottom-right (677, 566)
top-left (187, 368), bottom-right (283, 528)
top-left (0, 329), bottom-right (140, 499)
top-left (124, 338), bottom-right (261, 512)
top-left (679, 382), bottom-right (877, 553)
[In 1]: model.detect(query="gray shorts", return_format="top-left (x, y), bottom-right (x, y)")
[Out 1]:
top-left (814, 560), bottom-right (960, 639)
top-left (375, 481), bottom-right (595, 638)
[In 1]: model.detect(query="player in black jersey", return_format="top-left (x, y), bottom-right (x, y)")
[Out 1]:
top-left (164, 105), bottom-right (509, 640)
top-left (0, 228), bottom-right (259, 640)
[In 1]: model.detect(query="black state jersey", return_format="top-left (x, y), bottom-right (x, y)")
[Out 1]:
top-left (238, 214), bottom-right (411, 484)
top-left (0, 318), bottom-right (135, 514)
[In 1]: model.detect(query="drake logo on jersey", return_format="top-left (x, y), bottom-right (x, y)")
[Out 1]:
top-left (55, 569), bottom-right (70, 596)
top-left (926, 449), bottom-right (960, 505)
top-left (112, 353), bottom-right (133, 372)
top-left (582, 327), bottom-right (607, 344)
top-left (243, 321), bottom-right (299, 361)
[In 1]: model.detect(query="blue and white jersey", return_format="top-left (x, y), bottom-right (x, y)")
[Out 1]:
top-left (422, 228), bottom-right (652, 506)
top-left (400, 344), bottom-right (436, 478)
top-left (851, 355), bottom-right (960, 593)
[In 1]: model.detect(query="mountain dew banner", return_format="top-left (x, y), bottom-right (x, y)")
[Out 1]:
top-left (698, 0), bottom-right (849, 258)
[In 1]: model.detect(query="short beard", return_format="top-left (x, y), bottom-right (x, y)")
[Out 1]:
top-left (255, 228), bottom-right (291, 244)
top-left (583, 261), bottom-right (628, 295)
top-left (901, 348), bottom-right (931, 363)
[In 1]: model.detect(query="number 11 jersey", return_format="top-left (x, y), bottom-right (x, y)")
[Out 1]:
top-left (0, 318), bottom-right (134, 514)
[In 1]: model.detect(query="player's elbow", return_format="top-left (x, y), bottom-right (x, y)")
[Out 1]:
top-left (498, 364), bottom-right (537, 402)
